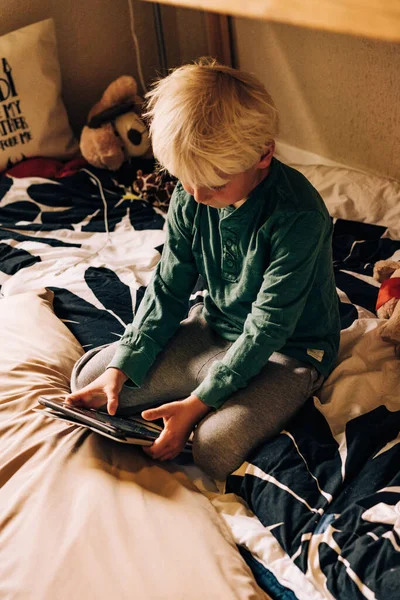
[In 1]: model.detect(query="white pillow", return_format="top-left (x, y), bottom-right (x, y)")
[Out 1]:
top-left (293, 163), bottom-right (400, 238)
top-left (0, 18), bottom-right (78, 171)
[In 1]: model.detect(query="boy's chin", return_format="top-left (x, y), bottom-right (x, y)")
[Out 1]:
top-left (206, 200), bottom-right (234, 209)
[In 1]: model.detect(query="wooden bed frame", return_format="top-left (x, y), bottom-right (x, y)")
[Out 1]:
top-left (139, 0), bottom-right (400, 55)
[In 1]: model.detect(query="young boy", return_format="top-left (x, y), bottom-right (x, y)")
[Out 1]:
top-left (67, 59), bottom-right (340, 481)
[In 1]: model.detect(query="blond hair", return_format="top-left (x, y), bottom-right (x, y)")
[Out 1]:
top-left (145, 58), bottom-right (279, 188)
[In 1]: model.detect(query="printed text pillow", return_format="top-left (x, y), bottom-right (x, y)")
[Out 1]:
top-left (0, 18), bottom-right (78, 172)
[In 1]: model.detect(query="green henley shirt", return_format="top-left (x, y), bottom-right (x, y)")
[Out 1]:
top-left (109, 158), bottom-right (341, 409)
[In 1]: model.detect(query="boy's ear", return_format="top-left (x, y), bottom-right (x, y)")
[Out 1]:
top-left (257, 142), bottom-right (275, 168)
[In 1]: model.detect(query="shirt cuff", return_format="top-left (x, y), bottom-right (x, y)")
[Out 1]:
top-left (107, 343), bottom-right (153, 388)
top-left (192, 364), bottom-right (241, 409)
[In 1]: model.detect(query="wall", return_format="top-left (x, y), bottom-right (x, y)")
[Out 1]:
top-left (0, 0), bottom-right (210, 136)
top-left (0, 0), bottom-right (161, 134)
top-left (161, 4), bottom-right (209, 68)
top-left (232, 18), bottom-right (400, 180)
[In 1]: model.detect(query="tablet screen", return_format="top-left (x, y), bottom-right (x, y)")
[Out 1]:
top-left (60, 404), bottom-right (161, 439)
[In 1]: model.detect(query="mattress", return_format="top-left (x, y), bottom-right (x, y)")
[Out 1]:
top-left (1, 156), bottom-right (399, 599)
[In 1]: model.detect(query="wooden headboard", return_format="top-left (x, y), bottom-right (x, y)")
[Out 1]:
top-left (138, 0), bottom-right (400, 42)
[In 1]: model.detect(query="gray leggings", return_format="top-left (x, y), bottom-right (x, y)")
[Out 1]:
top-left (71, 304), bottom-right (324, 480)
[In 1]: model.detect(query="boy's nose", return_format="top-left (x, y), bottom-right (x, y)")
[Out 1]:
top-left (193, 186), bottom-right (210, 204)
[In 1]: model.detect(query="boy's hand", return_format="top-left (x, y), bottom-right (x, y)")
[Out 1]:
top-left (141, 395), bottom-right (211, 461)
top-left (65, 368), bottom-right (128, 416)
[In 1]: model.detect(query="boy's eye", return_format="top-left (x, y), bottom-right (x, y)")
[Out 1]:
top-left (210, 184), bottom-right (226, 191)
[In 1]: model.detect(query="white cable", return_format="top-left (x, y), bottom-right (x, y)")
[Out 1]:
top-left (127, 0), bottom-right (148, 95)
top-left (82, 168), bottom-right (111, 237)
top-left (54, 169), bottom-right (112, 276)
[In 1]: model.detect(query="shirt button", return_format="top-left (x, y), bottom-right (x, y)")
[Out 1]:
top-left (226, 239), bottom-right (233, 247)
top-left (226, 259), bottom-right (234, 267)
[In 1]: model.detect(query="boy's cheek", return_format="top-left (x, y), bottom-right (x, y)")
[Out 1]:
top-left (181, 182), bottom-right (193, 195)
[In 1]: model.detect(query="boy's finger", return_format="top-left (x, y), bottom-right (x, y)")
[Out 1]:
top-left (159, 451), bottom-right (180, 462)
top-left (107, 394), bottom-right (119, 416)
top-left (65, 391), bottom-right (80, 402)
top-left (157, 445), bottom-right (181, 461)
top-left (67, 387), bottom-right (96, 400)
top-left (141, 405), bottom-right (169, 421)
top-left (142, 444), bottom-right (159, 459)
top-left (65, 392), bottom-right (85, 404)
top-left (145, 429), bottom-right (171, 458)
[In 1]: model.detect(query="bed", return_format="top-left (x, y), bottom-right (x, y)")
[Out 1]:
top-left (1, 148), bottom-right (400, 599)
top-left (1, 6), bottom-right (400, 599)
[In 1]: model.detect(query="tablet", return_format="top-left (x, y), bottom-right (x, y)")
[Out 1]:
top-left (38, 397), bottom-right (162, 441)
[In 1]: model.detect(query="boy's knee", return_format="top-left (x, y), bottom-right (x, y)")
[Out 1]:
top-left (192, 418), bottom-right (246, 481)
top-left (70, 343), bottom-right (116, 392)
top-left (70, 353), bottom-right (99, 392)
top-left (70, 358), bottom-right (86, 392)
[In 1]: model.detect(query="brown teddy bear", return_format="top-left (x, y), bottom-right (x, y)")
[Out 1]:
top-left (80, 75), bottom-right (152, 170)
top-left (373, 259), bottom-right (400, 355)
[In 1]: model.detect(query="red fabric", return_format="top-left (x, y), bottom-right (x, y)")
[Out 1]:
top-left (1, 157), bottom-right (88, 179)
top-left (376, 277), bottom-right (400, 310)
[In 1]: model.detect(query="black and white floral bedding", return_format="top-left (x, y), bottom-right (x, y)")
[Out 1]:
top-left (1, 164), bottom-right (399, 599)
top-left (223, 220), bottom-right (400, 598)
top-left (0, 163), bottom-right (175, 348)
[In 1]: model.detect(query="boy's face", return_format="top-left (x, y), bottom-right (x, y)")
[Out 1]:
top-left (181, 146), bottom-right (274, 209)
